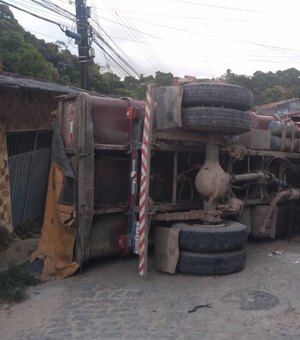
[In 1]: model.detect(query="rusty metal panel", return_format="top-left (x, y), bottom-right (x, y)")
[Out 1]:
top-left (8, 152), bottom-right (32, 227)
top-left (239, 129), bottom-right (271, 150)
top-left (90, 96), bottom-right (144, 144)
top-left (60, 99), bottom-right (77, 149)
top-left (7, 130), bottom-right (52, 228)
top-left (256, 98), bottom-right (300, 117)
top-left (89, 213), bottom-right (126, 259)
top-left (155, 85), bottom-right (183, 130)
top-left (0, 74), bottom-right (75, 93)
top-left (23, 148), bottom-right (51, 223)
top-left (94, 154), bottom-right (130, 206)
top-left (152, 209), bottom-right (222, 222)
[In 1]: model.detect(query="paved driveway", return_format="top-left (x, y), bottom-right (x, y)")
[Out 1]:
top-left (1, 240), bottom-right (300, 340)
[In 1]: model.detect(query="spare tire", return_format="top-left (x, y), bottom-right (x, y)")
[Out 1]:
top-left (177, 249), bottom-right (246, 275)
top-left (173, 220), bottom-right (248, 252)
top-left (181, 107), bottom-right (251, 134)
top-left (182, 82), bottom-right (253, 110)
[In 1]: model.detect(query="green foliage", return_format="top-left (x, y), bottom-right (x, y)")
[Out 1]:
top-left (225, 68), bottom-right (300, 106)
top-left (0, 31), bottom-right (25, 72)
top-left (0, 265), bottom-right (38, 303)
top-left (16, 47), bottom-right (59, 81)
top-left (0, 4), bottom-right (159, 98)
top-left (155, 71), bottom-right (173, 87)
top-left (0, 4), bottom-right (20, 31)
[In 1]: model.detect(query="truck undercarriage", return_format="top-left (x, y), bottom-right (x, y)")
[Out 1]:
top-left (33, 83), bottom-right (300, 279)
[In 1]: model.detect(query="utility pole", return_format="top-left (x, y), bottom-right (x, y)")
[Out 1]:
top-left (75, 0), bottom-right (91, 90)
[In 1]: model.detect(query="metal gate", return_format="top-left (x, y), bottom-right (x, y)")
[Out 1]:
top-left (7, 130), bottom-right (52, 229)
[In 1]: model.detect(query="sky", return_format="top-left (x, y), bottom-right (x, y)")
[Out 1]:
top-left (7, 0), bottom-right (300, 79)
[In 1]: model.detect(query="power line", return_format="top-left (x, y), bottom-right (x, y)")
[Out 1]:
top-left (103, 35), bottom-right (176, 49)
top-left (91, 6), bottom-right (254, 22)
top-left (0, 0), bottom-right (68, 29)
top-left (93, 15), bottom-right (162, 40)
top-left (92, 27), bottom-right (140, 78)
top-left (93, 38), bottom-right (135, 77)
top-left (9, 0), bottom-right (73, 24)
top-left (108, 0), bottom-right (169, 72)
top-left (91, 19), bottom-right (142, 76)
top-left (37, 0), bottom-right (75, 18)
top-left (91, 0), bottom-right (142, 75)
top-left (101, 14), bottom-right (300, 56)
top-left (99, 0), bottom-right (165, 73)
top-left (167, 0), bottom-right (288, 15)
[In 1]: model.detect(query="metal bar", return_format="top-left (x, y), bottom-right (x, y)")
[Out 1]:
top-left (94, 143), bottom-right (129, 151)
top-left (94, 206), bottom-right (128, 215)
top-left (246, 149), bottom-right (300, 159)
top-left (152, 142), bottom-right (205, 152)
top-left (172, 152), bottom-right (178, 203)
top-left (152, 209), bottom-right (221, 223)
top-left (232, 172), bottom-right (265, 183)
top-left (203, 143), bottom-right (219, 211)
top-left (151, 202), bottom-right (203, 212)
top-left (75, 94), bottom-right (94, 263)
top-left (206, 143), bottom-right (219, 162)
top-left (155, 130), bottom-right (225, 144)
top-left (137, 85), bottom-right (154, 276)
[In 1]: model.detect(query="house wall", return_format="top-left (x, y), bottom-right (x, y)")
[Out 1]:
top-left (0, 87), bottom-right (57, 131)
top-left (0, 87), bottom-right (59, 231)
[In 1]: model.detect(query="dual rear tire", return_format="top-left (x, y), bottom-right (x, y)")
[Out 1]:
top-left (180, 82), bottom-right (253, 135)
top-left (173, 220), bottom-right (248, 275)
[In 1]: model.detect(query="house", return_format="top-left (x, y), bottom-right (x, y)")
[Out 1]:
top-left (0, 73), bottom-right (77, 233)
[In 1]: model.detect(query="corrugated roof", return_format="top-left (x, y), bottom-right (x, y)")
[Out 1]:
top-left (0, 74), bottom-right (78, 93)
top-left (256, 98), bottom-right (299, 110)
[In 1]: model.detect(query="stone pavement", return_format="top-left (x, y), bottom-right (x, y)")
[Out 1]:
top-left (1, 240), bottom-right (300, 340)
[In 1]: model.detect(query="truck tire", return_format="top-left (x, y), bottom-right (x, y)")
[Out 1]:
top-left (173, 220), bottom-right (248, 252)
top-left (181, 107), bottom-right (251, 134)
top-left (182, 82), bottom-right (253, 110)
top-left (177, 249), bottom-right (246, 275)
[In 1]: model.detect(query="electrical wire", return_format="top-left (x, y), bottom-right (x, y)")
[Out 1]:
top-left (4, 0), bottom-right (141, 78)
top-left (106, 0), bottom-right (169, 73)
top-left (92, 28), bottom-right (140, 78)
top-left (92, 15), bottom-right (161, 40)
top-left (167, 0), bottom-right (293, 15)
top-left (91, 0), bottom-right (142, 76)
top-left (9, 0), bottom-right (73, 24)
top-left (0, 0), bottom-right (68, 29)
top-left (100, 0), bottom-right (168, 72)
top-left (93, 37), bottom-right (135, 77)
top-left (90, 6), bottom-right (254, 22)
top-left (37, 0), bottom-right (75, 18)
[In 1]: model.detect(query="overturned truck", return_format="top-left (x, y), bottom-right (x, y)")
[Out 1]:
top-left (33, 83), bottom-right (300, 279)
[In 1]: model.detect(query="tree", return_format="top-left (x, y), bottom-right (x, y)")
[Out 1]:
top-left (154, 71), bottom-right (173, 87)
top-left (0, 31), bottom-right (25, 72)
top-left (15, 47), bottom-right (59, 80)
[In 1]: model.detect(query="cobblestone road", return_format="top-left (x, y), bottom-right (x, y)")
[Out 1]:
top-left (1, 240), bottom-right (300, 340)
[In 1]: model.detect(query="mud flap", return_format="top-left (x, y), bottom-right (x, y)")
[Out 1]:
top-left (155, 226), bottom-right (180, 274)
top-left (155, 86), bottom-right (183, 130)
